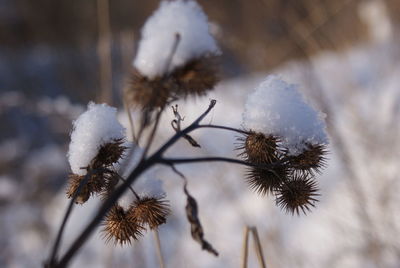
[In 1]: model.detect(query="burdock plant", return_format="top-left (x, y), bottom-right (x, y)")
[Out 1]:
top-left (45, 0), bottom-right (329, 267)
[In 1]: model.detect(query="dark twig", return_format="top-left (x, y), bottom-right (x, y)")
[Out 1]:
top-left (171, 104), bottom-right (201, 147)
top-left (46, 170), bottom-right (95, 267)
top-left (142, 108), bottom-right (164, 159)
top-left (159, 156), bottom-right (279, 171)
top-left (53, 100), bottom-right (217, 267)
top-left (114, 172), bottom-right (140, 200)
top-left (154, 99), bottom-right (216, 157)
top-left (197, 124), bottom-right (251, 135)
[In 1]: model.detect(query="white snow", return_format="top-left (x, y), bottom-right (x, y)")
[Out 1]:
top-left (242, 75), bottom-right (328, 155)
top-left (68, 102), bottom-right (126, 175)
top-left (133, 0), bottom-right (219, 79)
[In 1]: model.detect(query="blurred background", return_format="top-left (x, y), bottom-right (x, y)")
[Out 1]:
top-left (1, 0), bottom-right (400, 267)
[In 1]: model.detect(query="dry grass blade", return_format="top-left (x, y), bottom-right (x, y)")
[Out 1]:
top-left (241, 226), bottom-right (250, 268)
top-left (250, 227), bottom-right (267, 268)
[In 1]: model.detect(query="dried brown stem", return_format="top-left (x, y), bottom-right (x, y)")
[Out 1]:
top-left (153, 229), bottom-right (165, 268)
top-left (241, 226), bottom-right (250, 268)
top-left (250, 227), bottom-right (267, 268)
top-left (52, 100), bottom-right (217, 267)
top-left (46, 170), bottom-right (96, 267)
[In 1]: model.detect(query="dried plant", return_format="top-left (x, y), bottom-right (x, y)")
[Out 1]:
top-left (102, 204), bottom-right (144, 245)
top-left (45, 1), bottom-right (329, 267)
top-left (128, 196), bottom-right (171, 230)
top-left (285, 143), bottom-right (328, 174)
top-left (275, 174), bottom-right (319, 215)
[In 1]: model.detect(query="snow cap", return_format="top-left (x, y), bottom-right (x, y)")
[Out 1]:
top-left (133, 0), bottom-right (219, 79)
top-left (68, 102), bottom-right (126, 175)
top-left (243, 76), bottom-right (328, 155)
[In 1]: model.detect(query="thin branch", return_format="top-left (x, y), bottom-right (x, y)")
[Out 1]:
top-left (169, 164), bottom-right (188, 183)
top-left (197, 124), bottom-right (250, 135)
top-left (123, 99), bottom-right (137, 143)
top-left (171, 104), bottom-right (201, 147)
top-left (114, 173), bottom-right (140, 200)
top-left (159, 156), bottom-right (278, 171)
top-left (153, 99), bottom-right (217, 157)
top-left (56, 160), bottom-right (149, 268)
top-left (54, 100), bottom-right (217, 267)
top-left (46, 171), bottom-right (94, 267)
top-left (142, 108), bottom-right (164, 159)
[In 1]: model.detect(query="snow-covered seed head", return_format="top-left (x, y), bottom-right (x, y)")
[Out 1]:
top-left (68, 102), bottom-right (126, 176)
top-left (126, 56), bottom-right (219, 110)
top-left (242, 76), bottom-right (328, 156)
top-left (125, 68), bottom-right (176, 109)
top-left (238, 131), bottom-right (281, 164)
top-left (173, 55), bottom-right (219, 97)
top-left (286, 143), bottom-right (328, 174)
top-left (246, 165), bottom-right (287, 195)
top-left (275, 174), bottom-right (319, 215)
top-left (126, 0), bottom-right (220, 110)
top-left (92, 138), bottom-right (127, 169)
top-left (66, 174), bottom-right (104, 204)
top-left (102, 204), bottom-right (144, 245)
top-left (128, 196), bottom-right (170, 230)
top-left (133, 0), bottom-right (219, 79)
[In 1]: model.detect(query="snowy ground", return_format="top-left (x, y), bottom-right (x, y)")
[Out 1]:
top-left (1, 35), bottom-right (400, 268)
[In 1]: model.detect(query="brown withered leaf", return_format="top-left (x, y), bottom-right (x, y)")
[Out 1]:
top-left (184, 185), bottom-right (218, 256)
top-left (171, 105), bottom-right (201, 148)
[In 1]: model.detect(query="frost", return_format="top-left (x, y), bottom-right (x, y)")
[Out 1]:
top-left (68, 102), bottom-right (126, 175)
top-left (133, 0), bottom-right (219, 79)
top-left (243, 75), bottom-right (328, 155)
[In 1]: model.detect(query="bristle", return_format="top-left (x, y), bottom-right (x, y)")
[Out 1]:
top-left (275, 174), bottom-right (319, 215)
top-left (128, 196), bottom-right (171, 230)
top-left (286, 143), bottom-right (328, 175)
top-left (237, 131), bottom-right (282, 164)
top-left (92, 139), bottom-right (127, 168)
top-left (66, 173), bottom-right (105, 204)
top-left (125, 56), bottom-right (219, 110)
top-left (102, 205), bottom-right (144, 245)
top-left (125, 68), bottom-right (174, 109)
top-left (245, 165), bottom-right (287, 195)
top-left (174, 56), bottom-right (219, 97)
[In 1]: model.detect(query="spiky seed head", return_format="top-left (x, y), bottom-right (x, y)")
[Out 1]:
top-left (102, 204), bottom-right (144, 245)
top-left (92, 139), bottom-right (127, 169)
top-left (286, 143), bottom-right (328, 174)
top-left (99, 172), bottom-right (119, 200)
top-left (125, 55), bottom-right (219, 110)
top-left (66, 173), bottom-right (105, 204)
top-left (237, 131), bottom-right (281, 164)
top-left (128, 196), bottom-right (171, 230)
top-left (246, 164), bottom-right (287, 195)
top-left (275, 174), bottom-right (319, 215)
top-left (125, 68), bottom-right (175, 109)
top-left (173, 56), bottom-right (219, 97)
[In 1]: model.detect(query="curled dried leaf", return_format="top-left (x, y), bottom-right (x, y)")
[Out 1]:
top-left (184, 185), bottom-right (218, 256)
